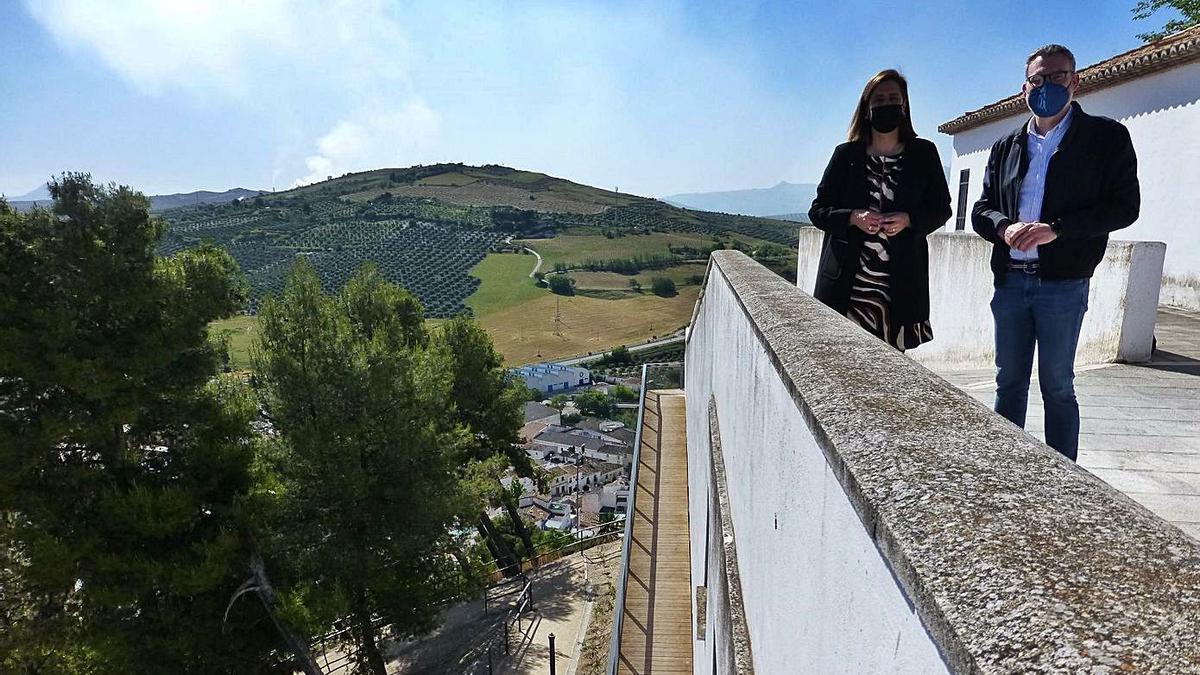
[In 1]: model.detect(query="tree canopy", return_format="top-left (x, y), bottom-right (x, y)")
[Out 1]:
top-left (1133, 0), bottom-right (1200, 41)
top-left (0, 174), bottom-right (283, 673)
top-left (253, 261), bottom-right (474, 674)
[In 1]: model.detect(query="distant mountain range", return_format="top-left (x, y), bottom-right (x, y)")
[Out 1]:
top-left (5, 185), bottom-right (267, 212)
top-left (12, 184), bottom-right (53, 201)
top-left (662, 181), bottom-right (817, 220)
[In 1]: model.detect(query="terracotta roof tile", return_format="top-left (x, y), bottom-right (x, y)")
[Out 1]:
top-left (939, 26), bottom-right (1200, 134)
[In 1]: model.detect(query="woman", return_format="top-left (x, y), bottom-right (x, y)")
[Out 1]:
top-left (808, 69), bottom-right (951, 351)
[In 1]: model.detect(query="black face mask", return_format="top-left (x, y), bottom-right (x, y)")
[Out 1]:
top-left (869, 104), bottom-right (904, 133)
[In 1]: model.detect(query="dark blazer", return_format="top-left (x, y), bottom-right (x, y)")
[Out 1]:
top-left (807, 137), bottom-right (952, 324)
top-left (971, 102), bottom-right (1139, 284)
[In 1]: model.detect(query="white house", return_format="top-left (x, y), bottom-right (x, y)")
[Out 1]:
top-left (523, 401), bottom-right (561, 426)
top-left (499, 474), bottom-right (537, 499)
top-left (583, 478), bottom-right (631, 513)
top-left (938, 26), bottom-right (1200, 310)
top-left (531, 428), bottom-right (605, 456)
top-left (546, 460), bottom-right (624, 498)
top-left (583, 442), bottom-right (633, 467)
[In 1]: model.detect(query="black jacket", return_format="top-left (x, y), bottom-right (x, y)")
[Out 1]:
top-left (807, 137), bottom-right (952, 324)
top-left (971, 102), bottom-right (1140, 284)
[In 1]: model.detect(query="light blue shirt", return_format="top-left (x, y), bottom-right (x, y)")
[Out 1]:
top-left (1009, 106), bottom-right (1074, 261)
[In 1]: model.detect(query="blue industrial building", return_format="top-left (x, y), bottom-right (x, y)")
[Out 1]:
top-left (510, 363), bottom-right (591, 394)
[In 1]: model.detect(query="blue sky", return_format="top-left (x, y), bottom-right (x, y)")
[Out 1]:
top-left (0, 0), bottom-right (1177, 199)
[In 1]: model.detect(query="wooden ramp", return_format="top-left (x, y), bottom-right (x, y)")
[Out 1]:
top-left (617, 390), bottom-right (693, 674)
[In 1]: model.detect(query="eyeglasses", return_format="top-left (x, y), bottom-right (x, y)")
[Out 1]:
top-left (1026, 70), bottom-right (1074, 87)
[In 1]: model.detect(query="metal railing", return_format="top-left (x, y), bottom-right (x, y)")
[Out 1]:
top-left (606, 363), bottom-right (650, 674)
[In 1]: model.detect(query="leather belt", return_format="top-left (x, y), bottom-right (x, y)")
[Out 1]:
top-left (1007, 260), bottom-right (1040, 273)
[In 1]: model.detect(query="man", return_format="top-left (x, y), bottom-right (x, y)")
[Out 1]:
top-left (972, 44), bottom-right (1139, 461)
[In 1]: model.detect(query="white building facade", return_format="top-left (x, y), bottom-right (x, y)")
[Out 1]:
top-left (939, 27), bottom-right (1200, 309)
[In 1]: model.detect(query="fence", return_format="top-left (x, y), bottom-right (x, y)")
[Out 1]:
top-left (306, 528), bottom-right (624, 674)
top-left (606, 364), bottom-right (650, 675)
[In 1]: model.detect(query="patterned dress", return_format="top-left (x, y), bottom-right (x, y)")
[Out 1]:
top-left (845, 152), bottom-right (933, 351)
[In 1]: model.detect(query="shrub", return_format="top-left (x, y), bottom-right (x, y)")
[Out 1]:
top-left (612, 384), bottom-right (638, 402)
top-left (575, 390), bottom-right (615, 418)
top-left (650, 276), bottom-right (677, 297)
top-left (548, 275), bottom-right (575, 296)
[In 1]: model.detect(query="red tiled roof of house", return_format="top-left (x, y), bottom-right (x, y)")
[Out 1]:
top-left (939, 25), bottom-right (1200, 135)
top-left (520, 420), bottom-right (549, 443)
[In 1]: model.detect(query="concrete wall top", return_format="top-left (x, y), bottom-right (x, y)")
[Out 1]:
top-left (698, 249), bottom-right (1200, 673)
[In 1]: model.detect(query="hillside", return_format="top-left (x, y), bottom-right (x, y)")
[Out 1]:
top-left (662, 181), bottom-right (817, 218)
top-left (160, 163), bottom-right (799, 317)
top-left (768, 213), bottom-right (812, 224)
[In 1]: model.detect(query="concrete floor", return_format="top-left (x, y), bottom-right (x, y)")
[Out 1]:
top-left (935, 307), bottom-right (1200, 541)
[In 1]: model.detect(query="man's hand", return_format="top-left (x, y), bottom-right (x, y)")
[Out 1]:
top-left (1001, 222), bottom-right (1030, 248)
top-left (1008, 222), bottom-right (1057, 251)
top-left (880, 212), bottom-right (910, 236)
top-left (851, 209), bottom-right (883, 235)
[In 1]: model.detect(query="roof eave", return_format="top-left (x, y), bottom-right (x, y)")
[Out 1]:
top-left (939, 28), bottom-right (1200, 135)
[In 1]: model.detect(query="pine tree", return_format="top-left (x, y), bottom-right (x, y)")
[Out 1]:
top-left (253, 261), bottom-right (471, 675)
top-left (436, 317), bottom-right (537, 569)
top-left (0, 175), bottom-right (284, 673)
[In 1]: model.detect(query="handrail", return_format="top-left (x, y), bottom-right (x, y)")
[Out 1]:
top-left (606, 363), bottom-right (650, 675)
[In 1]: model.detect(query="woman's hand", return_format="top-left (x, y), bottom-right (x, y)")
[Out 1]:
top-left (880, 212), bottom-right (910, 236)
top-left (851, 209), bottom-right (883, 234)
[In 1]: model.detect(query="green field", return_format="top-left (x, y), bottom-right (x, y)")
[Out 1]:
top-left (210, 315), bottom-right (259, 370)
top-left (477, 287), bottom-right (698, 366)
top-left (466, 253), bottom-right (545, 316)
top-left (571, 263), bottom-right (709, 291)
top-left (518, 233), bottom-right (715, 269)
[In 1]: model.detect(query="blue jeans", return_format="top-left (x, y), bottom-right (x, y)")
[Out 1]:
top-left (991, 270), bottom-right (1090, 461)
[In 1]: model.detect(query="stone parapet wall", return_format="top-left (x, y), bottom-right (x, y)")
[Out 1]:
top-left (686, 250), bottom-right (1200, 673)
top-left (795, 228), bottom-right (1165, 370)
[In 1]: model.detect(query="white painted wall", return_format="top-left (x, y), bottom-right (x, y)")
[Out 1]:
top-left (795, 229), bottom-right (1165, 369)
top-left (945, 61), bottom-right (1200, 309)
top-left (686, 269), bottom-right (950, 675)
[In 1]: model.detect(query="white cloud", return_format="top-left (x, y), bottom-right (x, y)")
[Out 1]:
top-left (24, 0), bottom-right (408, 97)
top-left (295, 100), bottom-right (440, 186)
top-left (22, 0), bottom-right (799, 195)
top-left (26, 0), bottom-right (429, 186)
top-left (25, 0), bottom-right (298, 96)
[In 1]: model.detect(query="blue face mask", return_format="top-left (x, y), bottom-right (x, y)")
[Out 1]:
top-left (1028, 82), bottom-right (1070, 118)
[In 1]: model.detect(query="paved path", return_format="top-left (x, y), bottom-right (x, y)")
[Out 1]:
top-left (502, 545), bottom-right (621, 675)
top-left (390, 545), bottom-right (620, 675)
top-left (935, 308), bottom-right (1200, 540)
top-left (524, 246), bottom-right (543, 278)
top-left (616, 390), bottom-right (693, 674)
top-left (554, 334), bottom-right (685, 367)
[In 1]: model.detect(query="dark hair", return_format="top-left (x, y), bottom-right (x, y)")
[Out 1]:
top-left (1026, 44), bottom-right (1076, 73)
top-left (847, 69), bottom-right (918, 143)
